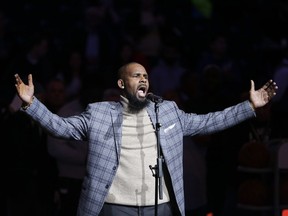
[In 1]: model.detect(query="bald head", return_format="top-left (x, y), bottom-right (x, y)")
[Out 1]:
top-left (117, 62), bottom-right (144, 80)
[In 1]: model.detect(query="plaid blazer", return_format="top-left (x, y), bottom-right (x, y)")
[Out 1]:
top-left (24, 97), bottom-right (255, 216)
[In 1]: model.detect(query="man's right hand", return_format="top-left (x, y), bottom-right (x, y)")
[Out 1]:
top-left (14, 74), bottom-right (35, 105)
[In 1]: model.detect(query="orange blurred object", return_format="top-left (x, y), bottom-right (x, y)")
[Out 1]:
top-left (282, 209), bottom-right (288, 216)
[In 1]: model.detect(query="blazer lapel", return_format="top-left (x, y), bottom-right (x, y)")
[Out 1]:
top-left (146, 102), bottom-right (157, 128)
top-left (110, 103), bottom-right (123, 163)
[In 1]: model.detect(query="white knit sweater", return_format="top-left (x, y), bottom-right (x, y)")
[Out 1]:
top-left (105, 96), bottom-right (170, 206)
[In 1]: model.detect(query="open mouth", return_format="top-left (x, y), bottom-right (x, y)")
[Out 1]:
top-left (137, 85), bottom-right (147, 98)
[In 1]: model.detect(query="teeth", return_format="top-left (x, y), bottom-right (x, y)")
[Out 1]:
top-left (138, 90), bottom-right (145, 97)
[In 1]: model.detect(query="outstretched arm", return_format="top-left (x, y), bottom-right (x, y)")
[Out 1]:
top-left (14, 74), bottom-right (34, 108)
top-left (249, 79), bottom-right (278, 109)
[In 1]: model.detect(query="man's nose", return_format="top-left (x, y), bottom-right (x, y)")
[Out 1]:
top-left (140, 76), bottom-right (147, 82)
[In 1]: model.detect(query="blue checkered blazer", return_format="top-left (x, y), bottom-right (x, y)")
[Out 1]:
top-left (24, 97), bottom-right (255, 216)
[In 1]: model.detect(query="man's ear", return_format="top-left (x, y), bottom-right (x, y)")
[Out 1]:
top-left (117, 79), bottom-right (124, 89)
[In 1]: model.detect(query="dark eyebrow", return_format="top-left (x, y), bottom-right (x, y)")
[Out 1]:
top-left (132, 71), bottom-right (147, 76)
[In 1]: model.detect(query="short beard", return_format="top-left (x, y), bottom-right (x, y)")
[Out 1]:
top-left (125, 91), bottom-right (149, 113)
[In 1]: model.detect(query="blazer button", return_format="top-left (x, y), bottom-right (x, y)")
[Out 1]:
top-left (113, 166), bottom-right (116, 170)
top-left (105, 184), bottom-right (109, 189)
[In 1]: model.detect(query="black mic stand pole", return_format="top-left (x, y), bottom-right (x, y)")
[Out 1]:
top-left (149, 100), bottom-right (164, 216)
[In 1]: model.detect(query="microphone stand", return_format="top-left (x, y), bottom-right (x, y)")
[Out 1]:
top-left (149, 99), bottom-right (164, 216)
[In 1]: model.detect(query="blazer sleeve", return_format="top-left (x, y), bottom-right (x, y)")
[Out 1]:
top-left (21, 97), bottom-right (90, 140)
top-left (181, 100), bottom-right (256, 136)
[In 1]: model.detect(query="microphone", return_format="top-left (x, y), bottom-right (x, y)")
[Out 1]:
top-left (146, 93), bottom-right (163, 103)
